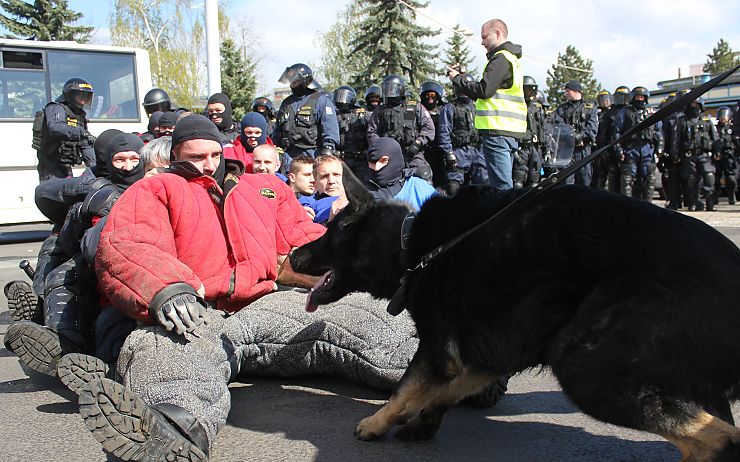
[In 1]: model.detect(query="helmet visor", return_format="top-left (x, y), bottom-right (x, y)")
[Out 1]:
top-left (278, 67), bottom-right (301, 85)
top-left (334, 88), bottom-right (355, 105)
top-left (381, 81), bottom-right (403, 99)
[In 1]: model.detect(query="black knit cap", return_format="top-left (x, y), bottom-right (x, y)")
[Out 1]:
top-left (171, 114), bottom-right (222, 149)
top-left (159, 111), bottom-right (178, 128)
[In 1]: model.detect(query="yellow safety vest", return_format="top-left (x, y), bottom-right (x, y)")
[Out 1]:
top-left (475, 49), bottom-right (527, 134)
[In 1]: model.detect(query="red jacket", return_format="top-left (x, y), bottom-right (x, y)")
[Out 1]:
top-left (95, 160), bottom-right (326, 323)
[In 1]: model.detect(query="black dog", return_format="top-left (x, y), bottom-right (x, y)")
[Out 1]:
top-left (290, 167), bottom-right (740, 461)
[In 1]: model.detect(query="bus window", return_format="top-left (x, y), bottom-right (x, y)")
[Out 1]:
top-left (0, 70), bottom-right (45, 118)
top-left (47, 50), bottom-right (139, 120)
top-left (1, 50), bottom-right (43, 70)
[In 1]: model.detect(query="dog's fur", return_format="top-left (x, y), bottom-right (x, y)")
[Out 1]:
top-left (290, 167), bottom-right (740, 461)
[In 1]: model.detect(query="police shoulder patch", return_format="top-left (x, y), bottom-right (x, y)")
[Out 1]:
top-left (259, 188), bottom-right (276, 199)
top-left (325, 106), bottom-right (333, 115)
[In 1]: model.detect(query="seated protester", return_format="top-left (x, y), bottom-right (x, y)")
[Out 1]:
top-left (158, 111), bottom-right (178, 137)
top-left (4, 133), bottom-right (147, 377)
top-left (365, 137), bottom-right (436, 211)
top-left (206, 92), bottom-right (240, 144)
top-left (140, 111), bottom-right (163, 142)
top-left (287, 154), bottom-right (317, 219)
top-left (140, 136), bottom-right (172, 177)
top-left (223, 112), bottom-right (269, 171)
top-left (65, 115), bottom-right (418, 461)
top-left (252, 144), bottom-right (287, 181)
top-left (312, 153), bottom-right (348, 224)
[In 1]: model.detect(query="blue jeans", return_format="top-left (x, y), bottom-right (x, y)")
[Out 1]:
top-left (481, 135), bottom-right (518, 191)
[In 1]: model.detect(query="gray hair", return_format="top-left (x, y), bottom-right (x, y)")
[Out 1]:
top-left (140, 136), bottom-right (172, 168)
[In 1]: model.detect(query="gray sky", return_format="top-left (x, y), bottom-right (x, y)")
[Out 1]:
top-left (72, 0), bottom-right (740, 96)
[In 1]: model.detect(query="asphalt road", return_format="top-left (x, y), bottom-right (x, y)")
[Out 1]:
top-left (1, 208), bottom-right (740, 462)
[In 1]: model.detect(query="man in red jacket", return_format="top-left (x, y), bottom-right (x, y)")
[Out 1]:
top-left (69, 115), bottom-right (418, 462)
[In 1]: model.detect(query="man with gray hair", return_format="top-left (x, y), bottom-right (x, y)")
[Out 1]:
top-left (447, 19), bottom-right (527, 191)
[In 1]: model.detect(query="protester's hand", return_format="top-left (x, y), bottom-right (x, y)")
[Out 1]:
top-left (329, 196), bottom-right (349, 222)
top-left (149, 291), bottom-right (207, 335)
top-left (303, 206), bottom-right (316, 220)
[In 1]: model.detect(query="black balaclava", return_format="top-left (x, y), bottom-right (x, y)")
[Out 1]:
top-left (367, 137), bottom-right (404, 187)
top-left (92, 129), bottom-right (123, 179)
top-left (207, 93), bottom-right (233, 131)
top-left (158, 112), bottom-right (178, 133)
top-left (107, 133), bottom-right (145, 189)
top-left (147, 111), bottom-right (163, 135)
top-left (170, 114), bottom-right (225, 185)
top-left (240, 112), bottom-right (268, 152)
top-left (685, 103), bottom-right (702, 119)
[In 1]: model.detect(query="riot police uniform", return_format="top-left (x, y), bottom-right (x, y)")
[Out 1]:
top-left (367, 75), bottom-right (435, 182)
top-left (419, 81), bottom-right (448, 188)
top-left (662, 91), bottom-right (687, 209)
top-left (616, 87), bottom-right (664, 202)
top-left (714, 106), bottom-right (737, 204)
top-left (593, 89), bottom-right (613, 189)
top-left (677, 98), bottom-right (719, 211)
top-left (363, 85), bottom-right (381, 114)
top-left (35, 78), bottom-right (96, 182)
top-left (552, 82), bottom-right (599, 186)
top-left (512, 76), bottom-right (549, 189)
top-left (252, 97), bottom-right (277, 138)
top-left (272, 63), bottom-right (340, 160)
top-left (333, 86), bottom-right (369, 183)
top-left (601, 86), bottom-right (631, 193)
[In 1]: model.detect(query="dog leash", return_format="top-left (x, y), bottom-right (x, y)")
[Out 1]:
top-left (387, 63), bottom-right (740, 316)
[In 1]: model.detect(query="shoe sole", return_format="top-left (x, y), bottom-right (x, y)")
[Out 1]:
top-left (5, 281), bottom-right (41, 323)
top-left (4, 321), bottom-right (61, 376)
top-left (79, 378), bottom-right (207, 462)
top-left (58, 353), bottom-right (109, 396)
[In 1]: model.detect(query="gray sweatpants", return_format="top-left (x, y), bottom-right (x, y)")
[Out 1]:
top-left (116, 291), bottom-right (418, 449)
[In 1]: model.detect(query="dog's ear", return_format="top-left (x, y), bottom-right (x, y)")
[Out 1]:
top-left (341, 161), bottom-right (374, 215)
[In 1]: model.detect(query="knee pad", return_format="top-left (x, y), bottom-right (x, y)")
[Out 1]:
top-left (704, 172), bottom-right (716, 188)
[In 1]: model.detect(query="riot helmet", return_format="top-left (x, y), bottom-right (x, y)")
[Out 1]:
top-left (364, 85), bottom-right (381, 111)
top-left (333, 86), bottom-right (357, 110)
top-left (252, 97), bottom-right (275, 118)
top-left (62, 78), bottom-right (94, 110)
top-left (381, 75), bottom-right (406, 106)
top-left (612, 86), bottom-right (630, 106)
top-left (596, 90), bottom-right (612, 110)
top-left (537, 90), bottom-right (550, 109)
top-left (523, 75), bottom-right (538, 101)
top-left (629, 86), bottom-right (650, 109)
top-left (685, 96), bottom-right (705, 118)
top-left (278, 63), bottom-right (320, 90)
top-left (143, 88), bottom-right (172, 116)
top-left (419, 80), bottom-right (444, 109)
top-left (717, 106), bottom-right (732, 124)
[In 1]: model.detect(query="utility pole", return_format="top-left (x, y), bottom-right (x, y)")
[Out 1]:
top-left (205, 0), bottom-right (221, 95)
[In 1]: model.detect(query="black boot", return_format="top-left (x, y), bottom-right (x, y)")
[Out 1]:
top-left (4, 321), bottom-right (63, 376)
top-left (57, 353), bottom-right (111, 395)
top-left (79, 378), bottom-right (208, 462)
top-left (5, 280), bottom-right (42, 323)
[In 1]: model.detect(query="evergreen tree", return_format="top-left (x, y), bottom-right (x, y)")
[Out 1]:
top-left (545, 45), bottom-right (601, 106)
top-left (220, 37), bottom-right (257, 121)
top-left (703, 39), bottom-right (739, 75)
top-left (439, 25), bottom-right (477, 98)
top-left (0, 0), bottom-right (92, 42)
top-left (315, 0), bottom-right (366, 92)
top-left (349, 0), bottom-right (438, 93)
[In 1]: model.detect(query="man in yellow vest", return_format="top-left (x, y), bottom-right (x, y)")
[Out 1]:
top-left (447, 19), bottom-right (527, 191)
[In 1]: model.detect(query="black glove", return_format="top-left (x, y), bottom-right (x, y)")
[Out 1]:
top-left (148, 283), bottom-right (207, 335)
top-left (81, 184), bottom-right (121, 218)
top-left (407, 140), bottom-right (422, 156)
top-left (318, 146), bottom-right (335, 157)
top-left (85, 131), bottom-right (97, 145)
top-left (445, 151), bottom-right (457, 171)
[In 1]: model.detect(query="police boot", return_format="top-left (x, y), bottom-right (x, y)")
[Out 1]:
top-left (79, 378), bottom-right (208, 462)
top-left (5, 280), bottom-right (42, 323)
top-left (57, 353), bottom-right (111, 396)
top-left (4, 321), bottom-right (65, 376)
top-left (706, 193), bottom-right (717, 212)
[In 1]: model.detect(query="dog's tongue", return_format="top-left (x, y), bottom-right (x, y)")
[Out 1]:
top-left (305, 271), bottom-right (331, 312)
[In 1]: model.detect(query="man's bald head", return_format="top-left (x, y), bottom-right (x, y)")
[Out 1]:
top-left (252, 144), bottom-right (281, 175)
top-left (481, 19), bottom-right (508, 52)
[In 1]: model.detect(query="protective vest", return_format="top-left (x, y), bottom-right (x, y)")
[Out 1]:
top-left (522, 101), bottom-right (546, 144)
top-left (475, 50), bottom-right (527, 134)
top-left (278, 92), bottom-right (322, 150)
top-left (377, 102), bottom-right (418, 150)
top-left (717, 124), bottom-right (735, 156)
top-left (34, 102), bottom-right (88, 165)
top-left (450, 100), bottom-right (478, 147)
top-left (681, 117), bottom-right (715, 155)
top-left (337, 108), bottom-right (368, 155)
top-left (623, 108), bottom-right (658, 146)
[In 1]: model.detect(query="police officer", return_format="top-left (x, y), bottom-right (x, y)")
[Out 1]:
top-left (438, 74), bottom-right (487, 196)
top-left (714, 106), bottom-right (737, 205)
top-left (419, 80), bottom-right (447, 187)
top-left (35, 78), bottom-right (96, 182)
top-left (553, 80), bottom-right (599, 186)
top-left (142, 88), bottom-right (172, 117)
top-left (252, 97), bottom-right (277, 136)
top-left (367, 74), bottom-right (435, 182)
top-left (512, 76), bottom-right (549, 189)
top-left (617, 86), bottom-right (664, 202)
top-left (333, 86), bottom-right (370, 182)
top-left (272, 63), bottom-right (340, 161)
top-left (600, 85), bottom-right (631, 193)
top-left (677, 97), bottom-right (719, 211)
top-left (663, 90), bottom-right (688, 209)
top-left (364, 85), bottom-right (382, 113)
top-left (592, 89), bottom-right (612, 189)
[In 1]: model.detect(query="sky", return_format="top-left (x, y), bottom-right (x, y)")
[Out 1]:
top-left (68, 0), bottom-right (740, 97)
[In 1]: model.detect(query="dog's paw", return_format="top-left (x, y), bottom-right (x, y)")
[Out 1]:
top-left (355, 415), bottom-right (387, 441)
top-left (394, 413), bottom-right (441, 441)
